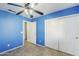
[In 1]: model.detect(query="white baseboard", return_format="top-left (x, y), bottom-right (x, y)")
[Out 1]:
top-left (36, 44), bottom-right (45, 48)
top-left (0, 45), bottom-right (23, 55)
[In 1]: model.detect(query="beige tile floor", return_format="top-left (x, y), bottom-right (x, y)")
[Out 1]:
top-left (0, 41), bottom-right (73, 56)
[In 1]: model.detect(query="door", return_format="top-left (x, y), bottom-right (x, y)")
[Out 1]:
top-left (75, 15), bottom-right (79, 55)
top-left (27, 21), bottom-right (36, 44)
top-left (59, 14), bottom-right (79, 55)
top-left (45, 19), bottom-right (64, 50)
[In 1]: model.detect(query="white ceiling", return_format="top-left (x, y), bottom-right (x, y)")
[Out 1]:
top-left (0, 3), bottom-right (79, 18)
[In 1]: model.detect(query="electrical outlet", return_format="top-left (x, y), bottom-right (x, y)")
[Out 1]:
top-left (8, 44), bottom-right (10, 47)
top-left (21, 32), bottom-right (23, 34)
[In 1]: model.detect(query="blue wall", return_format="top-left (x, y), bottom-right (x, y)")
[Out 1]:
top-left (36, 18), bottom-right (45, 46)
top-left (0, 10), bottom-right (31, 53)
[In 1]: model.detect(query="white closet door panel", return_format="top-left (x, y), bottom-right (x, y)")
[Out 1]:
top-left (45, 19), bottom-right (64, 50)
top-left (45, 14), bottom-right (79, 55)
top-left (59, 14), bottom-right (79, 55)
top-left (74, 15), bottom-right (79, 55)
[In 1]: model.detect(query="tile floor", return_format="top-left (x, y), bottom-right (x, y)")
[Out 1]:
top-left (0, 41), bottom-right (73, 56)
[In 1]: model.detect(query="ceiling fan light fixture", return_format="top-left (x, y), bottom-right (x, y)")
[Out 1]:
top-left (25, 9), bottom-right (28, 15)
top-left (24, 9), bottom-right (32, 18)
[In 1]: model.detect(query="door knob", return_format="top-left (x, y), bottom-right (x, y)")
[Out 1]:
top-left (75, 37), bottom-right (78, 39)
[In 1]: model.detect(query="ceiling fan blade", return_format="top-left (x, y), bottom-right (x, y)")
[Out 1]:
top-left (31, 8), bottom-right (44, 15)
top-left (25, 3), bottom-right (30, 7)
top-left (8, 9), bottom-right (16, 13)
top-left (8, 3), bottom-right (24, 8)
top-left (16, 10), bottom-right (24, 15)
top-left (34, 9), bottom-right (44, 15)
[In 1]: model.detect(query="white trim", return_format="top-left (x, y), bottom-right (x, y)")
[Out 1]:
top-left (0, 45), bottom-right (23, 54)
top-left (23, 20), bottom-right (25, 46)
top-left (36, 44), bottom-right (45, 47)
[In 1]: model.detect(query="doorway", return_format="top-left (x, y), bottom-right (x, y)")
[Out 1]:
top-left (23, 21), bottom-right (27, 41)
top-left (25, 22), bottom-right (27, 40)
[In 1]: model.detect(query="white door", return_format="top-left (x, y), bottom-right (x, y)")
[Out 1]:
top-left (75, 15), bottom-right (79, 55)
top-left (27, 21), bottom-right (36, 44)
top-left (59, 14), bottom-right (79, 55)
top-left (45, 19), bottom-right (64, 50)
top-left (45, 14), bottom-right (79, 55)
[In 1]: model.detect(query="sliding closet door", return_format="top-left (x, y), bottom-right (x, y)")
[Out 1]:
top-left (45, 14), bottom-right (79, 55)
top-left (75, 17), bottom-right (79, 55)
top-left (45, 19), bottom-right (64, 50)
top-left (59, 14), bottom-right (79, 55)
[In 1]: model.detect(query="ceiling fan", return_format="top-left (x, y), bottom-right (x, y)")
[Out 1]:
top-left (8, 3), bottom-right (44, 18)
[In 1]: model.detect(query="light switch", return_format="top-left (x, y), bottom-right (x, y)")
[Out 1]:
top-left (21, 31), bottom-right (23, 34)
